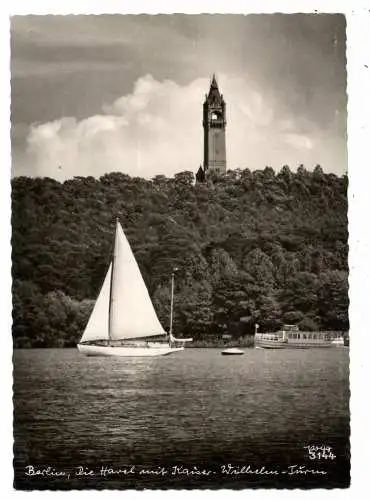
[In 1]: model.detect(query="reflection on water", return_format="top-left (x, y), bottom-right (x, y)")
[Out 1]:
top-left (13, 348), bottom-right (350, 490)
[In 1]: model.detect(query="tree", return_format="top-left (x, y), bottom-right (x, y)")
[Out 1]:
top-left (11, 166), bottom-right (348, 347)
top-left (277, 165), bottom-right (292, 188)
top-left (174, 171), bottom-right (194, 187)
top-left (318, 270), bottom-right (349, 330)
top-left (263, 166), bottom-right (275, 181)
top-left (280, 272), bottom-right (319, 317)
top-left (242, 248), bottom-right (275, 288)
top-left (207, 247), bottom-right (238, 283)
top-left (313, 164), bottom-right (324, 179)
top-left (176, 281), bottom-right (213, 337)
top-left (256, 295), bottom-right (282, 330)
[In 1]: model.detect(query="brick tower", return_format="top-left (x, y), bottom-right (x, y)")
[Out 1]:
top-left (202, 74), bottom-right (227, 175)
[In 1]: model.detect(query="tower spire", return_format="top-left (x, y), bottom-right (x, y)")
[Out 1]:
top-left (207, 73), bottom-right (222, 104)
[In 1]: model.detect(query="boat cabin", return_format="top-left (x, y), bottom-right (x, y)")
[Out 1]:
top-left (283, 331), bottom-right (344, 342)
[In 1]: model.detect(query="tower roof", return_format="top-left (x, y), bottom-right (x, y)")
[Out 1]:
top-left (206, 74), bottom-right (223, 105)
top-left (211, 73), bottom-right (218, 89)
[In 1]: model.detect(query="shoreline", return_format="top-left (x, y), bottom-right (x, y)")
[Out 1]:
top-left (13, 331), bottom-right (348, 350)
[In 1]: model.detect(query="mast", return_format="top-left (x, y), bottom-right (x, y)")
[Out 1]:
top-left (169, 267), bottom-right (178, 345)
top-left (108, 218), bottom-right (119, 343)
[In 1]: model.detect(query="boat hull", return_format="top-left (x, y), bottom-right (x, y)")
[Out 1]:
top-left (255, 340), bottom-right (342, 349)
top-left (221, 348), bottom-right (244, 356)
top-left (255, 340), bottom-right (289, 349)
top-left (77, 344), bottom-right (184, 357)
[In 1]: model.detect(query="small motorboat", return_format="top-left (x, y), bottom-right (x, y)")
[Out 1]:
top-left (221, 347), bottom-right (244, 356)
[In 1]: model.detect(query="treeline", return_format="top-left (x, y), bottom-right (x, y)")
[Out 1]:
top-left (12, 165), bottom-right (348, 347)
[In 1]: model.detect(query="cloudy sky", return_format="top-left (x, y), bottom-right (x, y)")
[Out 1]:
top-left (11, 14), bottom-right (347, 181)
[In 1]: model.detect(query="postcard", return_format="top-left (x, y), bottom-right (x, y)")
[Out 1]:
top-left (7, 1), bottom-right (370, 496)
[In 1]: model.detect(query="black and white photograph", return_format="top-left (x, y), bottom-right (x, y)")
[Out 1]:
top-left (9, 5), bottom-right (359, 492)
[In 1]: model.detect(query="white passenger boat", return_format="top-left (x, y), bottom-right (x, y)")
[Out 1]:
top-left (254, 325), bottom-right (345, 349)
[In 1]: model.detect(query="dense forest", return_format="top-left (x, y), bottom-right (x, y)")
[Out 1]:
top-left (12, 165), bottom-right (348, 348)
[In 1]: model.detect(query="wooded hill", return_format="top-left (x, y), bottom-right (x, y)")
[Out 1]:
top-left (12, 165), bottom-right (348, 347)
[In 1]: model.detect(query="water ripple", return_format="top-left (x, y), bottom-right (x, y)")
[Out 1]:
top-left (13, 348), bottom-right (350, 490)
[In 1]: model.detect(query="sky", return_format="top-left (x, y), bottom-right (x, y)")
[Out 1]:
top-left (11, 14), bottom-right (347, 180)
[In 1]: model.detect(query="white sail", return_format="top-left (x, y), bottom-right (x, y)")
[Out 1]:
top-left (109, 222), bottom-right (167, 340)
top-left (80, 264), bottom-right (111, 343)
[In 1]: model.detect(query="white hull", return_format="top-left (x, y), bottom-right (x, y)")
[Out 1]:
top-left (331, 339), bottom-right (345, 346)
top-left (221, 348), bottom-right (244, 356)
top-left (255, 340), bottom-right (289, 349)
top-left (77, 343), bottom-right (184, 357)
top-left (255, 340), bottom-right (342, 349)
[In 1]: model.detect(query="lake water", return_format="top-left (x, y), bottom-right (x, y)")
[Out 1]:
top-left (13, 347), bottom-right (350, 490)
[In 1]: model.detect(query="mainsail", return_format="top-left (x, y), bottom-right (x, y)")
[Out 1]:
top-left (80, 221), bottom-right (167, 343)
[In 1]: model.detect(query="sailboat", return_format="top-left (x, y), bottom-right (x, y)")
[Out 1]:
top-left (78, 219), bottom-right (192, 357)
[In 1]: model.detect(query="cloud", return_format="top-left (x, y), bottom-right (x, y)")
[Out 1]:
top-left (14, 74), bottom-right (345, 181)
top-left (284, 133), bottom-right (313, 150)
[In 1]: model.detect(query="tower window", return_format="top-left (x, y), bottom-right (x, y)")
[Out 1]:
top-left (211, 112), bottom-right (218, 120)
